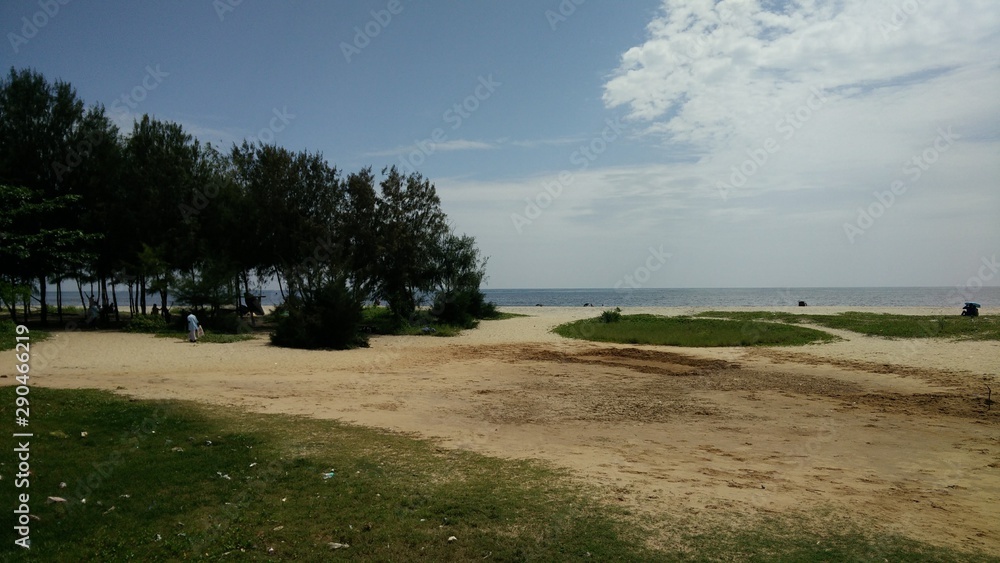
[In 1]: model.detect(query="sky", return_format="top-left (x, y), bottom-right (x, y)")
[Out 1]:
top-left (2, 0), bottom-right (998, 289)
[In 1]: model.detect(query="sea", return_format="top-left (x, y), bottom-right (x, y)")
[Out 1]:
top-left (479, 287), bottom-right (1000, 309)
top-left (71, 286), bottom-right (998, 311)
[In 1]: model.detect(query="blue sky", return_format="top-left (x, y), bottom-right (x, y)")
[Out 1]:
top-left (3, 0), bottom-right (998, 290)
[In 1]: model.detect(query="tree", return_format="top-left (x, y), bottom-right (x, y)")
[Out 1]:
top-left (67, 105), bottom-right (126, 315)
top-left (374, 167), bottom-right (449, 319)
top-left (339, 167), bottom-right (380, 301)
top-left (122, 115), bottom-right (203, 314)
top-left (0, 67), bottom-right (87, 324)
top-left (0, 68), bottom-right (496, 341)
top-left (430, 232), bottom-right (494, 326)
top-left (0, 184), bottom-right (97, 322)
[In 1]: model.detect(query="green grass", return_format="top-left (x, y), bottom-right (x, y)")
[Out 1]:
top-left (0, 388), bottom-right (650, 560)
top-left (554, 314), bottom-right (838, 347)
top-left (696, 311), bottom-right (1000, 340)
top-left (153, 331), bottom-right (257, 344)
top-left (361, 306), bottom-right (473, 337)
top-left (487, 311), bottom-right (529, 320)
top-left (197, 332), bottom-right (257, 344)
top-left (1, 388), bottom-right (993, 561)
top-left (0, 319), bottom-right (50, 351)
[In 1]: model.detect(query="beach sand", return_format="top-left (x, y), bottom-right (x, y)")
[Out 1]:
top-left (19, 307), bottom-right (1000, 554)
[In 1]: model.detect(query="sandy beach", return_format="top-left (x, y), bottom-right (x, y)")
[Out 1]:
top-left (20, 307), bottom-right (1000, 554)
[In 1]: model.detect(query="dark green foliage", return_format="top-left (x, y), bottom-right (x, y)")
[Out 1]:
top-left (428, 232), bottom-right (496, 327)
top-left (210, 311), bottom-right (251, 335)
top-left (374, 167), bottom-right (450, 320)
top-left (1, 68), bottom-right (493, 347)
top-left (271, 278), bottom-right (368, 349)
top-left (0, 318), bottom-right (49, 350)
top-left (196, 332), bottom-right (255, 343)
top-left (0, 319), bottom-right (16, 350)
top-left (0, 184), bottom-right (99, 321)
top-left (600, 307), bottom-right (622, 323)
top-left (123, 314), bottom-right (169, 333)
top-left (430, 288), bottom-right (487, 328)
top-left (172, 262), bottom-right (240, 316)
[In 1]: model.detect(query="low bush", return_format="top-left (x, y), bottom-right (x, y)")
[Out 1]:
top-left (123, 314), bottom-right (169, 333)
top-left (271, 280), bottom-right (368, 350)
top-left (430, 288), bottom-right (494, 328)
top-left (601, 307), bottom-right (622, 323)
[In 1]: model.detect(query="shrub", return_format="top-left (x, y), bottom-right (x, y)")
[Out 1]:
top-left (600, 307), bottom-right (622, 323)
top-left (206, 311), bottom-right (251, 335)
top-left (271, 279), bottom-right (368, 350)
top-left (430, 288), bottom-right (498, 328)
top-left (124, 314), bottom-right (169, 333)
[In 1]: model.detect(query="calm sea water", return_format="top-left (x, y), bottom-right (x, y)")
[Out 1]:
top-left (88, 286), bottom-right (998, 311)
top-left (480, 287), bottom-right (1000, 309)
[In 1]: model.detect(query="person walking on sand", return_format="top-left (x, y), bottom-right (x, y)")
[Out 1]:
top-left (187, 312), bottom-right (200, 343)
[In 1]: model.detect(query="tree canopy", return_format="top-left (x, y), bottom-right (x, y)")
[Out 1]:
top-left (0, 67), bottom-right (493, 346)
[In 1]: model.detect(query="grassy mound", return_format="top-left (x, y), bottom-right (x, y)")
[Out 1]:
top-left (696, 311), bottom-right (1000, 340)
top-left (554, 314), bottom-right (837, 347)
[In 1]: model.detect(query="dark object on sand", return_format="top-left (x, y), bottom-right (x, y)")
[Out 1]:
top-left (244, 292), bottom-right (265, 316)
top-left (535, 303), bottom-right (543, 307)
top-left (798, 301), bottom-right (807, 307)
top-left (961, 302), bottom-right (980, 317)
top-left (84, 297), bottom-right (100, 328)
top-left (583, 303), bottom-right (592, 307)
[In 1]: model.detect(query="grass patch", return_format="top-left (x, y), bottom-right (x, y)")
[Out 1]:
top-left (361, 306), bottom-right (471, 337)
top-left (697, 311), bottom-right (1000, 340)
top-left (1, 388), bottom-right (992, 561)
top-left (486, 311), bottom-right (529, 320)
top-left (554, 314), bottom-right (837, 347)
top-left (674, 510), bottom-right (997, 562)
top-left (152, 331), bottom-right (257, 344)
top-left (0, 319), bottom-right (50, 351)
top-left (0, 387), bottom-right (652, 561)
top-left (122, 314), bottom-right (172, 334)
top-left (198, 332), bottom-right (257, 344)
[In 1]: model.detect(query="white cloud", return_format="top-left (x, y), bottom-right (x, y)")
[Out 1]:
top-left (603, 0), bottom-right (999, 154)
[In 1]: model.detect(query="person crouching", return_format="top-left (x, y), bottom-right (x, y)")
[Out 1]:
top-left (187, 313), bottom-right (201, 342)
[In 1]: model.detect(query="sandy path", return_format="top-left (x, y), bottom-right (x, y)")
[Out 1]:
top-left (16, 307), bottom-right (1000, 555)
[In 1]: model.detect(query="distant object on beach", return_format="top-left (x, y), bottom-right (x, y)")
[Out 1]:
top-left (798, 301), bottom-right (807, 307)
top-left (535, 303), bottom-right (543, 307)
top-left (583, 303), bottom-right (593, 307)
top-left (961, 302), bottom-right (980, 317)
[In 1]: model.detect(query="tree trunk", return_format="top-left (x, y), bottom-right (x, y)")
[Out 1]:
top-left (139, 274), bottom-right (146, 315)
top-left (127, 279), bottom-right (135, 316)
top-left (111, 280), bottom-right (120, 322)
top-left (100, 277), bottom-right (109, 322)
top-left (5, 276), bottom-right (17, 323)
top-left (38, 275), bottom-right (47, 325)
top-left (57, 281), bottom-right (63, 323)
top-left (276, 271), bottom-right (286, 301)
